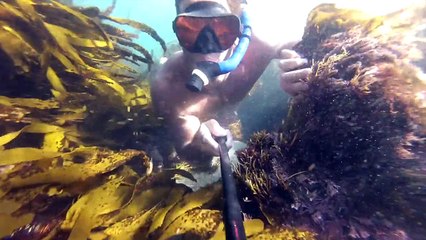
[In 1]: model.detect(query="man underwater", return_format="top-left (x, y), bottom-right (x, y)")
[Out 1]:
top-left (151, 0), bottom-right (311, 167)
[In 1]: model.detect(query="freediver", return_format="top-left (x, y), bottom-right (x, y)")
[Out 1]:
top-left (150, 0), bottom-right (311, 167)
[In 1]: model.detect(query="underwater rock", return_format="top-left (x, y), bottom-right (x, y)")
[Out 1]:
top-left (236, 4), bottom-right (426, 240)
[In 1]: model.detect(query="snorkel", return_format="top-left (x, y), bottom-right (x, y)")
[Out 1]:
top-left (186, 0), bottom-right (252, 92)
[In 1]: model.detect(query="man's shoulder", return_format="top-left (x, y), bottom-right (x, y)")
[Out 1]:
top-left (162, 51), bottom-right (185, 68)
top-left (155, 52), bottom-right (185, 78)
top-left (151, 52), bottom-right (185, 90)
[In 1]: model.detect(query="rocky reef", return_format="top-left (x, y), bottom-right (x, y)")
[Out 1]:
top-left (236, 4), bottom-right (426, 240)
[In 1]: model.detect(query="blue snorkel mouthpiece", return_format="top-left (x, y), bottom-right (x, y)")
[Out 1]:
top-left (187, 7), bottom-right (252, 92)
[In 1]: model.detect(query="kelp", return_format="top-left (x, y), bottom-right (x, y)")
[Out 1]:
top-left (236, 4), bottom-right (426, 240)
top-left (1, 0), bottom-right (169, 148)
top-left (0, 0), bottom-right (159, 238)
top-left (99, 15), bottom-right (167, 53)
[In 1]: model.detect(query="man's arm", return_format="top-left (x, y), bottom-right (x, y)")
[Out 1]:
top-left (150, 61), bottom-right (231, 157)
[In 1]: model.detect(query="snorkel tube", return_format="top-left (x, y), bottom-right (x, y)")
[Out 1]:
top-left (186, 0), bottom-right (252, 92)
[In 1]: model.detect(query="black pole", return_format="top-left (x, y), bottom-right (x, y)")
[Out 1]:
top-left (217, 137), bottom-right (246, 240)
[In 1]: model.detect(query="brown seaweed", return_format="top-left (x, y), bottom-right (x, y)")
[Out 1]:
top-left (236, 4), bottom-right (426, 240)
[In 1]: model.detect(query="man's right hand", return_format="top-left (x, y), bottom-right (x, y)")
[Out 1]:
top-left (195, 119), bottom-right (233, 156)
top-left (178, 115), bottom-right (232, 156)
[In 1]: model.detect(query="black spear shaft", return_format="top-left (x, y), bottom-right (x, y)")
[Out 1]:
top-left (217, 137), bottom-right (246, 240)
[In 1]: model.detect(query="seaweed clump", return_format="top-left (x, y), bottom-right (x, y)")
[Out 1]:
top-left (236, 4), bottom-right (426, 240)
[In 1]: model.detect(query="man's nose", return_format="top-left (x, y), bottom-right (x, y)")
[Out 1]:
top-left (195, 26), bottom-right (222, 53)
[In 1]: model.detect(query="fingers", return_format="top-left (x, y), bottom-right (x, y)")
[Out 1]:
top-left (278, 49), bottom-right (310, 96)
top-left (225, 130), bottom-right (233, 149)
top-left (280, 68), bottom-right (311, 96)
top-left (281, 68), bottom-right (312, 83)
top-left (281, 81), bottom-right (309, 96)
top-left (179, 115), bottom-right (201, 147)
top-left (203, 119), bottom-right (234, 151)
top-left (197, 123), bottom-right (220, 155)
top-left (279, 58), bottom-right (308, 72)
top-left (204, 119), bottom-right (227, 137)
top-left (279, 49), bottom-right (301, 59)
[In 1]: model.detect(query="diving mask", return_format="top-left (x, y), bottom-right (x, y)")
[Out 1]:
top-left (173, 2), bottom-right (241, 54)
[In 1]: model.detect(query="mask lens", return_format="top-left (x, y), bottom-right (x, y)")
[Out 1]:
top-left (174, 16), bottom-right (207, 50)
top-left (210, 16), bottom-right (240, 50)
top-left (174, 15), bottom-right (241, 52)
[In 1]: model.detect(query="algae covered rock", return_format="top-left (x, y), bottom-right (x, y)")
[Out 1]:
top-left (236, 4), bottom-right (426, 240)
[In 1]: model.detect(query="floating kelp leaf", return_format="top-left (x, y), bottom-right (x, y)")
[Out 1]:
top-left (50, 48), bottom-right (78, 73)
top-left (158, 209), bottom-right (222, 240)
top-left (161, 183), bottom-right (221, 231)
top-left (210, 219), bottom-right (265, 240)
top-left (0, 213), bottom-right (34, 238)
top-left (6, 148), bottom-right (143, 188)
top-left (50, 0), bottom-right (93, 26)
top-left (112, 36), bottom-right (153, 64)
top-left (88, 70), bottom-right (127, 97)
top-left (12, 0), bottom-right (55, 49)
top-left (147, 185), bottom-right (189, 235)
top-left (104, 187), bottom-right (171, 226)
top-left (15, 0), bottom-right (41, 22)
top-left (101, 23), bottom-right (137, 40)
top-left (249, 228), bottom-right (316, 240)
top-left (44, 21), bottom-right (110, 49)
top-left (0, 198), bottom-right (23, 215)
top-left (0, 185), bottom-right (50, 214)
top-left (54, 111), bottom-right (86, 126)
top-left (0, 148), bottom-right (60, 166)
top-left (0, 23), bottom-right (39, 77)
top-left (132, 169), bottom-right (195, 196)
top-left (68, 36), bottom-right (109, 48)
top-left (43, 23), bottom-right (85, 66)
top-left (0, 96), bottom-right (59, 110)
top-left (100, 16), bottom-right (167, 52)
top-left (24, 122), bottom-right (66, 134)
top-left (0, 129), bottom-right (24, 146)
top-left (65, 177), bottom-right (123, 240)
top-left (102, 206), bottom-right (158, 240)
top-left (242, 219), bottom-right (265, 237)
top-left (0, 1), bottom-right (27, 21)
top-left (0, 190), bottom-right (5, 199)
top-left (76, 6), bottom-right (101, 18)
top-left (97, 185), bottom-right (133, 216)
top-left (0, 121), bottom-right (67, 147)
top-left (114, 45), bottom-right (150, 65)
top-left (46, 67), bottom-right (67, 94)
top-left (125, 86), bottom-right (151, 108)
top-left (42, 131), bottom-right (65, 152)
top-left (61, 193), bottom-right (89, 230)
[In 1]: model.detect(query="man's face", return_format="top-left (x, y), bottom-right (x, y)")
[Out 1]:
top-left (176, 0), bottom-right (234, 64)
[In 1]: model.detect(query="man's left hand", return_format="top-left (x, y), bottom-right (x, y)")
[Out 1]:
top-left (278, 49), bottom-right (311, 96)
